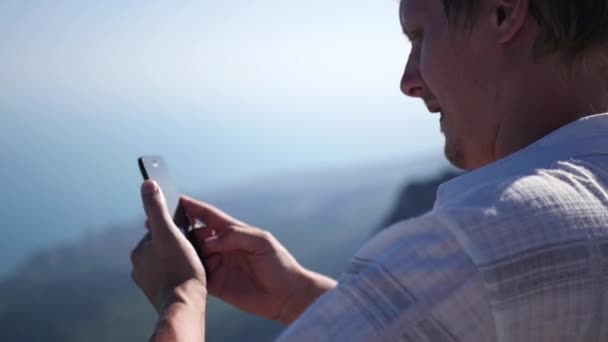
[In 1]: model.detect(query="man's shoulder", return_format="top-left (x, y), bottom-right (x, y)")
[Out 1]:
top-left (361, 157), bottom-right (608, 263)
top-left (436, 159), bottom-right (608, 263)
top-left (441, 159), bottom-right (606, 216)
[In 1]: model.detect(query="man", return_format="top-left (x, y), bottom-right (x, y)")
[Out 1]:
top-left (130, 0), bottom-right (608, 340)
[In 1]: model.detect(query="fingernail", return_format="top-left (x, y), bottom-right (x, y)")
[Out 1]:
top-left (143, 181), bottom-right (158, 195)
top-left (204, 235), bottom-right (219, 243)
top-left (204, 236), bottom-right (220, 249)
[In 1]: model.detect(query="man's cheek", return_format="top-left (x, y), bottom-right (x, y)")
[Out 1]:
top-left (420, 43), bottom-right (450, 94)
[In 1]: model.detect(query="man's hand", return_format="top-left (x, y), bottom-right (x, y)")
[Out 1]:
top-left (131, 181), bottom-right (207, 341)
top-left (180, 195), bottom-right (337, 324)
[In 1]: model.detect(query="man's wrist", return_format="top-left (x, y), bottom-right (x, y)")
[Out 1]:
top-left (162, 279), bottom-right (207, 312)
top-left (279, 268), bottom-right (337, 325)
top-left (152, 279), bottom-right (207, 342)
top-left (152, 302), bottom-right (205, 342)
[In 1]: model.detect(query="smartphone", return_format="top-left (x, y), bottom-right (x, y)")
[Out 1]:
top-left (138, 156), bottom-right (206, 267)
top-left (138, 156), bottom-right (190, 233)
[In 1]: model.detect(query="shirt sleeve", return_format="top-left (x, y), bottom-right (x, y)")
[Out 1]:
top-left (275, 211), bottom-right (496, 341)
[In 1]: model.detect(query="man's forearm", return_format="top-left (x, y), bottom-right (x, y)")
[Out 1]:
top-left (280, 269), bottom-right (337, 325)
top-left (151, 281), bottom-right (207, 342)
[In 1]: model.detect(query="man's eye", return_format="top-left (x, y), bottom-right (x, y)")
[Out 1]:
top-left (406, 30), bottom-right (423, 45)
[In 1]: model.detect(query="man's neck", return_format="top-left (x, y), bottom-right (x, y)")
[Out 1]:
top-left (494, 51), bottom-right (608, 162)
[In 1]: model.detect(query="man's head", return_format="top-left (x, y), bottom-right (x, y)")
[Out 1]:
top-left (400, 0), bottom-right (608, 170)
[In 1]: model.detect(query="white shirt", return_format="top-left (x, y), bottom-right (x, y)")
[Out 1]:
top-left (278, 113), bottom-right (608, 341)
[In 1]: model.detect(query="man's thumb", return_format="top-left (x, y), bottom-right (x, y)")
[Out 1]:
top-left (141, 180), bottom-right (175, 238)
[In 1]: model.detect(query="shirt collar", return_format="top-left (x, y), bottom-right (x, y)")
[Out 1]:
top-left (436, 113), bottom-right (608, 207)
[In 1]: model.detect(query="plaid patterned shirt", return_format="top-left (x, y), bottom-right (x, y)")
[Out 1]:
top-left (278, 114), bottom-right (608, 341)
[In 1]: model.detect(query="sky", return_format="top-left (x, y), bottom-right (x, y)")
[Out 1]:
top-left (0, 0), bottom-right (445, 277)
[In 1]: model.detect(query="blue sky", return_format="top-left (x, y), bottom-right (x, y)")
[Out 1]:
top-left (1, 0), bottom-right (438, 124)
top-left (0, 0), bottom-right (445, 277)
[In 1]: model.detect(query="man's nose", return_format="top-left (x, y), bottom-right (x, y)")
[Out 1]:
top-left (400, 57), bottom-right (424, 98)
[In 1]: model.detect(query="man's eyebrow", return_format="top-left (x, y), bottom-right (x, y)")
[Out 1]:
top-left (400, 14), bottom-right (415, 40)
top-left (401, 22), bottom-right (410, 37)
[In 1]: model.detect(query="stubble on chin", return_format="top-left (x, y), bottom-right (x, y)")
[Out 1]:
top-left (444, 138), bottom-right (467, 170)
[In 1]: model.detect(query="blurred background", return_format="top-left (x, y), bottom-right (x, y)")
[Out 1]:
top-left (0, 0), bottom-right (458, 340)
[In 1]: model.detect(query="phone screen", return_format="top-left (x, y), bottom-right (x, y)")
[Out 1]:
top-left (138, 156), bottom-right (190, 232)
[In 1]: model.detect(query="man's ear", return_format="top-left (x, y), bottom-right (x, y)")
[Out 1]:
top-left (493, 0), bottom-right (529, 44)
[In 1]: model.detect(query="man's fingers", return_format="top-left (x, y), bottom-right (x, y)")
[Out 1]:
top-left (205, 254), bottom-right (222, 274)
top-left (141, 180), bottom-right (178, 238)
top-left (130, 232), bottom-right (151, 265)
top-left (192, 224), bottom-right (216, 242)
top-left (202, 226), bottom-right (274, 255)
top-left (180, 195), bottom-right (247, 231)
